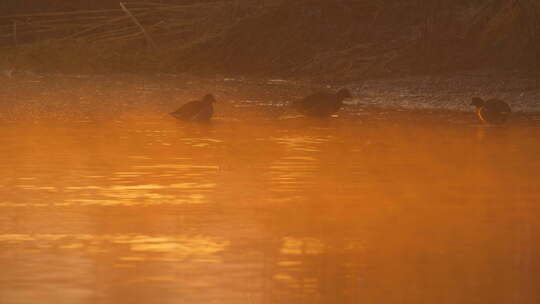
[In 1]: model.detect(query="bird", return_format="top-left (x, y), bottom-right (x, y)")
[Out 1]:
top-left (170, 94), bottom-right (216, 122)
top-left (470, 97), bottom-right (511, 124)
top-left (292, 88), bottom-right (353, 117)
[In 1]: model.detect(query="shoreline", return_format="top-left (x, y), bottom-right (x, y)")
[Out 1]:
top-left (1, 70), bottom-right (539, 115)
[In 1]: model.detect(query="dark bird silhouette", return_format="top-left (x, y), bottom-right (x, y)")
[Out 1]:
top-left (292, 88), bottom-right (352, 117)
top-left (170, 94), bottom-right (216, 122)
top-left (470, 97), bottom-right (511, 124)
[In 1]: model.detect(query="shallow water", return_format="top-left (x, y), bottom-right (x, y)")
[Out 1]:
top-left (1, 76), bottom-right (540, 304)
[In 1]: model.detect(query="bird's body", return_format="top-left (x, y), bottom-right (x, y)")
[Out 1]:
top-left (170, 94), bottom-right (216, 122)
top-left (293, 88), bottom-right (352, 117)
top-left (471, 97), bottom-right (511, 124)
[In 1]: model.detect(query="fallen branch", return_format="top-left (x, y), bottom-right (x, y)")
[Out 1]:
top-left (120, 2), bottom-right (157, 52)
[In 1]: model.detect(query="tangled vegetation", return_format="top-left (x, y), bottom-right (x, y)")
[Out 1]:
top-left (0, 0), bottom-right (538, 80)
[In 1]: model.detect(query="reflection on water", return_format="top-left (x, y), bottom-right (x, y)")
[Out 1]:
top-left (1, 87), bottom-right (540, 303)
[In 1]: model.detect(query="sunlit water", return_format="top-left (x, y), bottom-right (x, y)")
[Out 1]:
top-left (1, 76), bottom-right (539, 304)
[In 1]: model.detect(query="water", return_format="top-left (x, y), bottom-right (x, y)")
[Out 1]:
top-left (0, 76), bottom-right (539, 304)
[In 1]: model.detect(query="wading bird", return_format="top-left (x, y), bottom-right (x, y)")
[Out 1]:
top-left (470, 97), bottom-right (511, 124)
top-left (293, 88), bottom-right (353, 117)
top-left (170, 94), bottom-right (216, 122)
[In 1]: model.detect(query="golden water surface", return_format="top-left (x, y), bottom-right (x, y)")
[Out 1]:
top-left (0, 77), bottom-right (539, 304)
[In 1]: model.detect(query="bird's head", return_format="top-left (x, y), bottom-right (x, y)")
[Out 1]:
top-left (203, 94), bottom-right (217, 103)
top-left (471, 97), bottom-right (484, 108)
top-left (336, 88), bottom-right (353, 101)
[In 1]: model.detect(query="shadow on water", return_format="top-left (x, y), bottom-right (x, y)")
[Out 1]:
top-left (0, 78), bottom-right (539, 304)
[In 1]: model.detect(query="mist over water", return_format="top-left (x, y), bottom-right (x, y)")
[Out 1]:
top-left (1, 76), bottom-right (539, 304)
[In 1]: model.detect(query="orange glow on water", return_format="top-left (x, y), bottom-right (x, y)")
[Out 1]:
top-left (0, 78), bottom-right (539, 304)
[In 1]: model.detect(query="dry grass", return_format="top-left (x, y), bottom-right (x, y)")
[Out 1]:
top-left (0, 0), bottom-right (538, 80)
